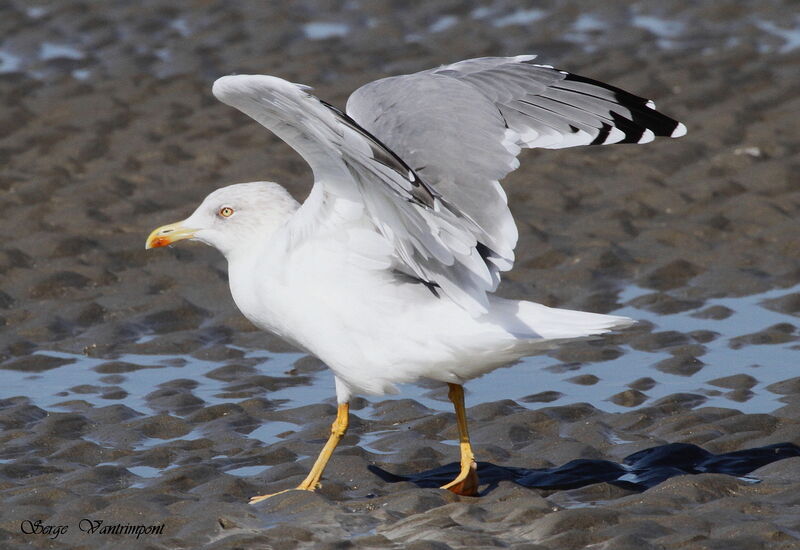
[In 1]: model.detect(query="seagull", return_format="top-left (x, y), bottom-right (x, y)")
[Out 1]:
top-left (146, 55), bottom-right (686, 502)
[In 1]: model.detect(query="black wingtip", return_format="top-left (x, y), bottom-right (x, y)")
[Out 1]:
top-left (563, 72), bottom-right (686, 140)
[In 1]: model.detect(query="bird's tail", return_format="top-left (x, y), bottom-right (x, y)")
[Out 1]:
top-left (490, 298), bottom-right (635, 342)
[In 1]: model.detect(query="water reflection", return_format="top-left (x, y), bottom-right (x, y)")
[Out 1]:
top-left (3, 284), bottom-right (797, 436)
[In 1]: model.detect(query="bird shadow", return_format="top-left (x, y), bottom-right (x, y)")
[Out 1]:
top-left (368, 442), bottom-right (800, 496)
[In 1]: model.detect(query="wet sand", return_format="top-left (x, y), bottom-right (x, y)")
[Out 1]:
top-left (1, 0), bottom-right (800, 548)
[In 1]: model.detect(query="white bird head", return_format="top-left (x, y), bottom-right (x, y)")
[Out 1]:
top-left (146, 181), bottom-right (299, 258)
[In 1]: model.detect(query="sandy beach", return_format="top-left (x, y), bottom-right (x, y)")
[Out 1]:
top-left (1, 0), bottom-right (799, 548)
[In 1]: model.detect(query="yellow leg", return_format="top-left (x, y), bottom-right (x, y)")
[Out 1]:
top-left (440, 383), bottom-right (479, 496)
top-left (249, 402), bottom-right (349, 504)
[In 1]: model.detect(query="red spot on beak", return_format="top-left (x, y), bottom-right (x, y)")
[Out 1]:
top-left (149, 236), bottom-right (172, 248)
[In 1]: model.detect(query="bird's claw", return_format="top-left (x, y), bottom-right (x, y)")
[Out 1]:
top-left (440, 460), bottom-right (479, 496)
top-left (249, 489), bottom-right (291, 504)
top-left (249, 484), bottom-right (318, 504)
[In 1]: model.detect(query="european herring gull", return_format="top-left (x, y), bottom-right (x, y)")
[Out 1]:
top-left (146, 55), bottom-right (686, 502)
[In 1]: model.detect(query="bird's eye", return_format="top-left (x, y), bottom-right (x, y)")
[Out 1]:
top-left (219, 206), bottom-right (234, 218)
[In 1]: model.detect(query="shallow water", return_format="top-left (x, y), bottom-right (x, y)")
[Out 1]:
top-left (3, 283), bottom-right (797, 456)
top-left (304, 22), bottom-right (351, 40)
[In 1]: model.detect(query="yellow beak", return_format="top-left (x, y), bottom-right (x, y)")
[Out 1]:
top-left (145, 221), bottom-right (197, 249)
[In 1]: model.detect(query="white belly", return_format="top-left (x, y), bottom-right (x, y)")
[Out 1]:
top-left (226, 233), bottom-right (525, 397)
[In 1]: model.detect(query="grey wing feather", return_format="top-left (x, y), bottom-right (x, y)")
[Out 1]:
top-left (428, 55), bottom-right (687, 147)
top-left (346, 72), bottom-right (521, 272)
top-left (346, 55), bottom-right (686, 265)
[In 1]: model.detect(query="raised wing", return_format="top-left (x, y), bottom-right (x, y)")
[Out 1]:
top-left (213, 75), bottom-right (509, 315)
top-left (428, 55), bottom-right (686, 147)
top-left (346, 55), bottom-right (686, 263)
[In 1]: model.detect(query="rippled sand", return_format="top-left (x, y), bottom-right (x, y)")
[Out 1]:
top-left (2, 0), bottom-right (799, 548)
